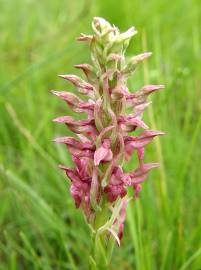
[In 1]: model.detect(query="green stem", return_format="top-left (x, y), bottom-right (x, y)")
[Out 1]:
top-left (89, 201), bottom-right (115, 270)
top-left (89, 232), bottom-right (109, 270)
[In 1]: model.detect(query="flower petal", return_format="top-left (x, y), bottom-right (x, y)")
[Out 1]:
top-left (51, 90), bottom-right (94, 114)
top-left (125, 84), bottom-right (164, 108)
top-left (72, 156), bottom-right (90, 179)
top-left (141, 84), bottom-right (165, 95)
top-left (107, 228), bottom-right (121, 246)
top-left (51, 90), bottom-right (81, 103)
top-left (133, 183), bottom-right (142, 198)
top-left (58, 74), bottom-right (93, 95)
top-left (76, 134), bottom-right (93, 144)
top-left (134, 101), bottom-right (152, 117)
top-left (124, 129), bottom-right (165, 150)
top-left (54, 136), bottom-right (95, 158)
top-left (94, 145), bottom-right (112, 166)
top-left (116, 27), bottom-right (137, 42)
top-left (104, 185), bottom-right (127, 202)
top-left (74, 63), bottom-right (96, 82)
top-left (130, 162), bottom-right (160, 184)
top-left (59, 165), bottom-right (80, 183)
top-left (70, 185), bottom-right (82, 208)
top-left (123, 52), bottom-right (152, 75)
top-left (53, 116), bottom-right (98, 136)
top-left (77, 33), bottom-right (93, 41)
top-left (119, 115), bottom-right (149, 131)
top-left (90, 168), bottom-right (100, 210)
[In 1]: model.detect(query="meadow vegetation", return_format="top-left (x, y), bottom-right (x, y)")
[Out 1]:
top-left (0, 0), bottom-right (201, 269)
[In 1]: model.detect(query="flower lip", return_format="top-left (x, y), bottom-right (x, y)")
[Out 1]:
top-left (94, 138), bottom-right (113, 166)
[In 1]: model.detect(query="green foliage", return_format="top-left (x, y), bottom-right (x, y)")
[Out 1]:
top-left (0, 0), bottom-right (201, 269)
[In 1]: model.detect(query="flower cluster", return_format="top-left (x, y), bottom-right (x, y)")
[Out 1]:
top-left (52, 17), bottom-right (164, 243)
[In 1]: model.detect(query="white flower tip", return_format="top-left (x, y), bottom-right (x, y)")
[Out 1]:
top-left (58, 164), bottom-right (68, 171)
top-left (158, 84), bottom-right (165, 89)
top-left (129, 26), bottom-right (138, 35)
top-left (50, 90), bottom-right (59, 96)
top-left (52, 116), bottom-right (70, 123)
top-left (53, 137), bottom-right (66, 143)
top-left (58, 74), bottom-right (66, 79)
top-left (139, 52), bottom-right (152, 60)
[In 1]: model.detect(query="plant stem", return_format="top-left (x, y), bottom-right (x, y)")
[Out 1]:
top-left (89, 201), bottom-right (115, 270)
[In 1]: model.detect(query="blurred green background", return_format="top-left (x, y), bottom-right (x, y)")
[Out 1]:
top-left (0, 0), bottom-right (201, 269)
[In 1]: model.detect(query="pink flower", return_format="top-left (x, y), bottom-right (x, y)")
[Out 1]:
top-left (124, 130), bottom-right (165, 160)
top-left (94, 139), bottom-right (113, 166)
top-left (58, 74), bottom-right (94, 96)
top-left (53, 136), bottom-right (95, 158)
top-left (52, 17), bottom-right (165, 244)
top-left (118, 115), bottom-right (149, 132)
top-left (59, 157), bottom-right (92, 218)
top-left (104, 166), bottom-right (131, 202)
top-left (51, 90), bottom-right (94, 115)
top-left (53, 116), bottom-right (98, 138)
top-left (130, 162), bottom-right (160, 184)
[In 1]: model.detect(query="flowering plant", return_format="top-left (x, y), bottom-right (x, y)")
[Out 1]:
top-left (52, 17), bottom-right (164, 269)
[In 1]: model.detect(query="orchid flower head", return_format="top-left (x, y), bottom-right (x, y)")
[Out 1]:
top-left (52, 17), bottom-right (165, 245)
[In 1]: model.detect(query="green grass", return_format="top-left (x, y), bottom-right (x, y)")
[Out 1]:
top-left (0, 0), bottom-right (201, 269)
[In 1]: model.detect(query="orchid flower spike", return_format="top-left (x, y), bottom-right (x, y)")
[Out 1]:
top-left (51, 17), bottom-right (165, 267)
